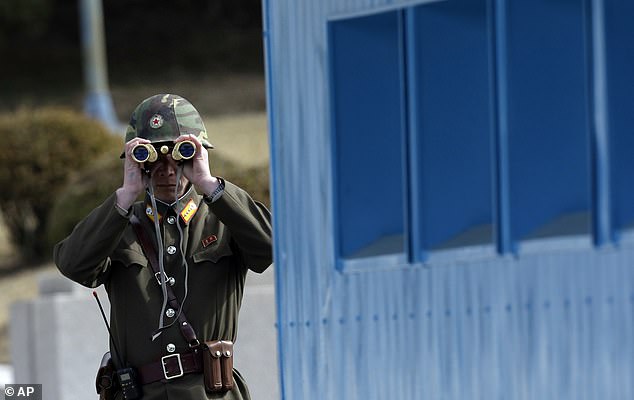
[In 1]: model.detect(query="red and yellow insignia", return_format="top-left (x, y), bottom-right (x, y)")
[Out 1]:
top-left (202, 235), bottom-right (217, 248)
top-left (145, 205), bottom-right (162, 222)
top-left (179, 199), bottom-right (198, 224)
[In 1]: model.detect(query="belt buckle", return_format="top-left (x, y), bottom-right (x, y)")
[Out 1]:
top-left (161, 353), bottom-right (184, 380)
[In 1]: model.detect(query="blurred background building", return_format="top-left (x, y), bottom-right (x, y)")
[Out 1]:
top-left (0, 0), bottom-right (266, 116)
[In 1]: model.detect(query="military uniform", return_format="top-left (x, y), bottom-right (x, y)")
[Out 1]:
top-left (54, 179), bottom-right (272, 399)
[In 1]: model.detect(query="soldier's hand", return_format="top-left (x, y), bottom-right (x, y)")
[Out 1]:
top-left (116, 138), bottom-right (150, 211)
top-left (175, 135), bottom-right (221, 196)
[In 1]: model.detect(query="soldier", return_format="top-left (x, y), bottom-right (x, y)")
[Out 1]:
top-left (54, 94), bottom-right (273, 400)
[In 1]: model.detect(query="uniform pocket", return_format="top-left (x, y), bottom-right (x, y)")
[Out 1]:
top-left (192, 242), bottom-right (233, 264)
top-left (110, 248), bottom-right (148, 268)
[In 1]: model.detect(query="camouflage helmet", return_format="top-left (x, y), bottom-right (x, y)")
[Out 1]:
top-left (123, 94), bottom-right (213, 152)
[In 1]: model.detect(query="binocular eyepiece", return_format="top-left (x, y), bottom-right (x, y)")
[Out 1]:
top-left (131, 141), bottom-right (196, 163)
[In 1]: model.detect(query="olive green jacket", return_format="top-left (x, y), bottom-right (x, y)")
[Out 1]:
top-left (54, 181), bottom-right (273, 400)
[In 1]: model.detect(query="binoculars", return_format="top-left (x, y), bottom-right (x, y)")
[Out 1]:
top-left (131, 141), bottom-right (196, 163)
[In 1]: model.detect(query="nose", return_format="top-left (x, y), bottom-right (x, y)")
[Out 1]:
top-left (153, 156), bottom-right (177, 177)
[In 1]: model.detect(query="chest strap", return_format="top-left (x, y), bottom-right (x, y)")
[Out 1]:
top-left (129, 214), bottom-right (200, 347)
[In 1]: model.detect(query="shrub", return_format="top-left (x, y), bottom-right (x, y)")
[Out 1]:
top-left (212, 156), bottom-right (270, 209)
top-left (46, 155), bottom-right (124, 252)
top-left (0, 107), bottom-right (120, 261)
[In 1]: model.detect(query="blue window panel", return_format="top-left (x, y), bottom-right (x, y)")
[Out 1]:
top-left (604, 2), bottom-right (634, 235)
top-left (407, 0), bottom-right (494, 257)
top-left (329, 11), bottom-right (407, 263)
top-left (503, 0), bottom-right (592, 245)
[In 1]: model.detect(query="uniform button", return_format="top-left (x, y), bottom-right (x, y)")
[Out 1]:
top-left (167, 216), bottom-right (176, 225)
top-left (166, 344), bottom-right (176, 353)
top-left (165, 308), bottom-right (176, 318)
top-left (167, 245), bottom-right (177, 255)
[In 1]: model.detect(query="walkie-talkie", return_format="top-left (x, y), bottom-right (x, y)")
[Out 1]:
top-left (93, 291), bottom-right (142, 400)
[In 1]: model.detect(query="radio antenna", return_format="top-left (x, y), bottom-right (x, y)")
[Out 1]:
top-left (93, 291), bottom-right (125, 367)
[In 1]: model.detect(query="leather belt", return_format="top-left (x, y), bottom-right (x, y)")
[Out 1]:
top-left (137, 351), bottom-right (203, 385)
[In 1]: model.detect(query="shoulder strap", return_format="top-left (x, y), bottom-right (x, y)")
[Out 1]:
top-left (129, 214), bottom-right (199, 346)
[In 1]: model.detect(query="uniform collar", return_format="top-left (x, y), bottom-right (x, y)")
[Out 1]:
top-left (144, 185), bottom-right (200, 225)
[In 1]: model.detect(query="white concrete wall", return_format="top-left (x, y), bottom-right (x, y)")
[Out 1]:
top-left (10, 272), bottom-right (108, 400)
top-left (235, 267), bottom-right (279, 400)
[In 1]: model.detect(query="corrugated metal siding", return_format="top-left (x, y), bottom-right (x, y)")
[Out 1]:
top-left (262, 0), bottom-right (634, 398)
top-left (272, 243), bottom-right (634, 399)
top-left (324, 248), bottom-right (634, 399)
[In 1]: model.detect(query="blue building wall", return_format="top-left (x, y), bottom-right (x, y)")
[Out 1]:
top-left (263, 0), bottom-right (634, 398)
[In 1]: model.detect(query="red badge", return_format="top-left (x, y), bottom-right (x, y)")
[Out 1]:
top-left (149, 114), bottom-right (164, 128)
top-left (202, 235), bottom-right (217, 248)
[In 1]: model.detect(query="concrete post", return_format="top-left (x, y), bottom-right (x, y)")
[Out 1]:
top-left (78, 0), bottom-right (120, 133)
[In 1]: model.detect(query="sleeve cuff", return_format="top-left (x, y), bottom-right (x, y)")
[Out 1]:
top-left (203, 178), bottom-right (225, 204)
top-left (114, 202), bottom-right (132, 218)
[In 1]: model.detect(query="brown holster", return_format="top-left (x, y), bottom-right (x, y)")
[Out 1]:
top-left (201, 340), bottom-right (234, 393)
top-left (96, 352), bottom-right (117, 400)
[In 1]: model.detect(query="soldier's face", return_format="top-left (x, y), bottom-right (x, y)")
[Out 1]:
top-left (149, 155), bottom-right (190, 202)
